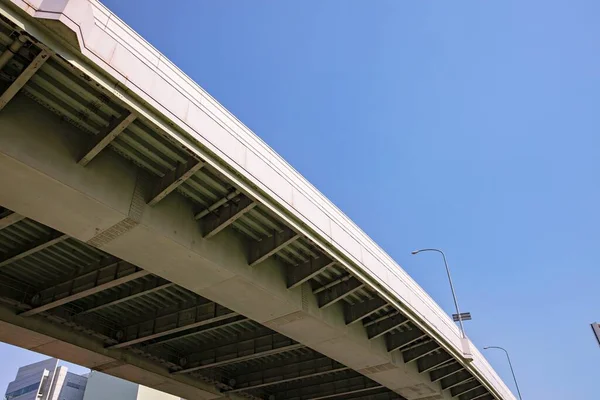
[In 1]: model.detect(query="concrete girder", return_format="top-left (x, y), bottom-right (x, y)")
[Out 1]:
top-left (0, 95), bottom-right (451, 399)
top-left (316, 276), bottom-right (364, 308)
top-left (450, 380), bottom-right (482, 398)
top-left (78, 112), bottom-right (137, 167)
top-left (21, 260), bottom-right (149, 317)
top-left (402, 341), bottom-right (440, 364)
top-left (0, 231), bottom-right (68, 269)
top-left (458, 386), bottom-right (489, 400)
top-left (201, 194), bottom-right (256, 238)
top-left (441, 370), bottom-right (473, 391)
top-left (366, 313), bottom-right (410, 340)
top-left (147, 157), bottom-right (205, 206)
top-left (249, 226), bottom-right (299, 266)
top-left (344, 297), bottom-right (388, 325)
top-left (227, 356), bottom-right (348, 393)
top-left (109, 302), bottom-right (238, 349)
top-left (286, 255), bottom-right (335, 289)
top-left (386, 328), bottom-right (426, 352)
top-left (74, 277), bottom-right (175, 316)
top-left (0, 210), bottom-right (24, 230)
top-left (417, 351), bottom-right (454, 374)
top-left (430, 362), bottom-right (463, 382)
top-left (0, 49), bottom-right (50, 111)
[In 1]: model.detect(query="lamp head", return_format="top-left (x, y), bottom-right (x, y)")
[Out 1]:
top-left (411, 250), bottom-right (420, 255)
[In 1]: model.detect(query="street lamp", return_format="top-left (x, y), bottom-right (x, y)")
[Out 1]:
top-left (411, 248), bottom-right (469, 338)
top-left (484, 346), bottom-right (523, 400)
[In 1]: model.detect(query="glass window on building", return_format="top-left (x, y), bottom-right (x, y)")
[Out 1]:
top-left (5, 382), bottom-right (40, 400)
top-left (66, 382), bottom-right (84, 390)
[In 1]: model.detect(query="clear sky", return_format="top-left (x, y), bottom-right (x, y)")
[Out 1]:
top-left (1, 0), bottom-right (599, 398)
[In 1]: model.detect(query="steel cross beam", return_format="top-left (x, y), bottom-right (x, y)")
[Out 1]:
top-left (109, 303), bottom-right (239, 349)
top-left (174, 331), bottom-right (304, 374)
top-left (194, 190), bottom-right (240, 220)
top-left (458, 386), bottom-right (489, 400)
top-left (148, 157), bottom-right (205, 206)
top-left (269, 372), bottom-right (382, 400)
top-left (344, 297), bottom-right (387, 325)
top-left (418, 350), bottom-right (454, 374)
top-left (341, 391), bottom-right (402, 400)
top-left (467, 392), bottom-right (494, 400)
top-left (74, 277), bottom-right (175, 316)
top-left (78, 112), bottom-right (137, 166)
top-left (429, 362), bottom-right (463, 382)
top-left (249, 227), bottom-right (299, 266)
top-left (0, 49), bottom-right (50, 111)
top-left (145, 315), bottom-right (250, 348)
top-left (21, 260), bottom-right (149, 317)
top-left (227, 353), bottom-right (341, 390)
top-left (0, 211), bottom-right (24, 230)
top-left (366, 313), bottom-right (409, 340)
top-left (450, 380), bottom-right (482, 398)
top-left (201, 194), bottom-right (256, 238)
top-left (286, 256), bottom-right (336, 289)
top-left (316, 276), bottom-right (364, 308)
top-left (441, 370), bottom-right (472, 391)
top-left (227, 358), bottom-right (348, 393)
top-left (175, 342), bottom-right (305, 374)
top-left (402, 341), bottom-right (440, 363)
top-left (229, 367), bottom-right (349, 394)
top-left (0, 231), bottom-right (68, 269)
top-left (386, 328), bottom-right (426, 352)
top-left (310, 386), bottom-right (385, 400)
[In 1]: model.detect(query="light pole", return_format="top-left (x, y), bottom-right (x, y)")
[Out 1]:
top-left (411, 248), bottom-right (467, 338)
top-left (484, 346), bottom-right (523, 400)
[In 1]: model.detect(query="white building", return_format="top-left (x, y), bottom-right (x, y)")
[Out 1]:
top-left (82, 372), bottom-right (180, 400)
top-left (4, 358), bottom-right (87, 400)
top-left (4, 358), bottom-right (180, 400)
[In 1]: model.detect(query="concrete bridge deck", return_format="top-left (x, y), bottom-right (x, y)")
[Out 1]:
top-left (0, 1), bottom-right (514, 400)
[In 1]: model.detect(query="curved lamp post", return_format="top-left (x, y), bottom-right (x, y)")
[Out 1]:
top-left (484, 346), bottom-right (523, 400)
top-left (411, 248), bottom-right (467, 338)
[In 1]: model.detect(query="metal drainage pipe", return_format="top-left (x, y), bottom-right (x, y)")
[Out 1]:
top-left (0, 35), bottom-right (28, 71)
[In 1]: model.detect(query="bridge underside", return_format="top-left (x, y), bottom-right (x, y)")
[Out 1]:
top-left (0, 6), bottom-right (495, 400)
top-left (0, 209), bottom-right (403, 400)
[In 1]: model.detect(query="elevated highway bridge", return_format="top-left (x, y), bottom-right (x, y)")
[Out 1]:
top-left (0, 1), bottom-right (515, 400)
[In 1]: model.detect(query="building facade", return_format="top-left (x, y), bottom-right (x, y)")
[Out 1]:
top-left (82, 372), bottom-right (179, 400)
top-left (4, 359), bottom-right (86, 400)
top-left (4, 358), bottom-right (179, 400)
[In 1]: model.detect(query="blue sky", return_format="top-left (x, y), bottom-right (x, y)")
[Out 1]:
top-left (2, 0), bottom-right (599, 398)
